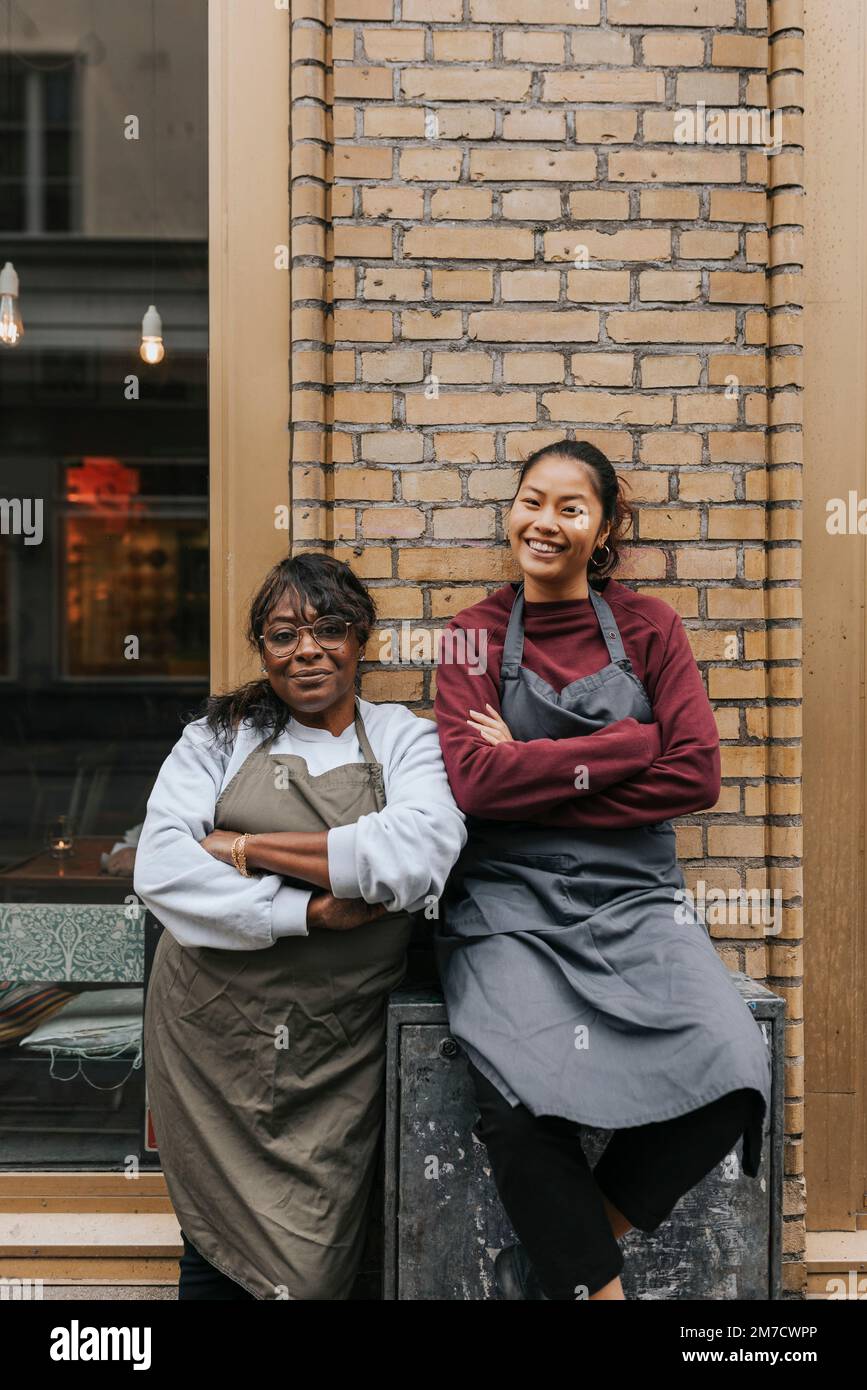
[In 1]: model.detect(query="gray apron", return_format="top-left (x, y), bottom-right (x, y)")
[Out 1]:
top-left (143, 702), bottom-right (414, 1299)
top-left (434, 581), bottom-right (771, 1177)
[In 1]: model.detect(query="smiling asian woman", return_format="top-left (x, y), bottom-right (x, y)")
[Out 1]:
top-left (433, 438), bottom-right (772, 1303)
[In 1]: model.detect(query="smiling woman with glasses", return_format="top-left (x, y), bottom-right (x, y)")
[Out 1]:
top-left (133, 551), bottom-right (466, 1301)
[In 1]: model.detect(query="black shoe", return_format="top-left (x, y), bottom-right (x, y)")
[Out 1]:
top-left (494, 1242), bottom-right (550, 1300)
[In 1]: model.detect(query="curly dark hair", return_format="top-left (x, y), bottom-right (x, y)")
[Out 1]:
top-left (195, 552), bottom-right (376, 743)
top-left (512, 438), bottom-right (634, 589)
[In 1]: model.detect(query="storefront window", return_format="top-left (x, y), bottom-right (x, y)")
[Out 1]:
top-left (0, 0), bottom-right (208, 1169)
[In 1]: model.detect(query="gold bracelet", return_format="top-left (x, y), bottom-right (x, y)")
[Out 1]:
top-left (232, 833), bottom-right (252, 877)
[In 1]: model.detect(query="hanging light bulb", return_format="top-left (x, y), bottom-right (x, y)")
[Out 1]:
top-left (140, 303), bottom-right (165, 364)
top-left (0, 262), bottom-right (23, 347)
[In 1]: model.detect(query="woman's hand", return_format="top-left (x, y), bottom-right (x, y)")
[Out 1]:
top-left (199, 830), bottom-right (240, 866)
top-left (306, 892), bottom-right (388, 932)
top-left (467, 703), bottom-right (515, 745)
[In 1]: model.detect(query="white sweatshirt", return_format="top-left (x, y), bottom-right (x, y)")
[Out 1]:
top-left (133, 697), bottom-right (467, 951)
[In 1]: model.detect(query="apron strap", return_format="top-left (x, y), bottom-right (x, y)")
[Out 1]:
top-left (499, 584), bottom-right (526, 682)
top-left (352, 698), bottom-right (386, 810)
top-left (499, 580), bottom-right (628, 690)
top-left (353, 699), bottom-right (377, 763)
top-left (588, 586), bottom-right (628, 664)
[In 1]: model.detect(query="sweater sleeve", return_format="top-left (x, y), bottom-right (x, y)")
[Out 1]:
top-left (133, 720), bottom-right (311, 950)
top-left (433, 622), bottom-right (662, 821)
top-left (531, 608), bottom-right (721, 829)
top-left (326, 707), bottom-right (467, 911)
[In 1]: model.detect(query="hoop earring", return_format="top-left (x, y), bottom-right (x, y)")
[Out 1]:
top-left (589, 542), bottom-right (612, 571)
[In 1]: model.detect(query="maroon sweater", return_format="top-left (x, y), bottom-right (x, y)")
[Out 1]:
top-left (433, 578), bottom-right (721, 829)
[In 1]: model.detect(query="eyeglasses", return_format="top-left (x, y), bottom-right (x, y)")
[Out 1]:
top-left (259, 615), bottom-right (351, 658)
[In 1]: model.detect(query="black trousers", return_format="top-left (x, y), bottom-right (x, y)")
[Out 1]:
top-left (177, 1230), bottom-right (256, 1300)
top-left (467, 1058), bottom-right (757, 1300)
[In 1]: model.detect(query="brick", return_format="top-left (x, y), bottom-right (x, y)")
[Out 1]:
top-left (333, 308), bottom-right (394, 342)
top-left (502, 108), bottom-right (568, 142)
top-left (333, 390), bottom-right (393, 424)
top-left (362, 432), bottom-right (424, 463)
top-left (641, 354), bottom-right (701, 386)
top-left (371, 587), bottom-right (425, 619)
top-left (401, 470), bottom-right (462, 502)
top-left (399, 148), bottom-right (462, 181)
top-left (503, 352), bottom-right (565, 383)
top-left (436, 107), bottom-right (497, 139)
top-left (400, 67), bottom-right (532, 101)
top-left (401, 310), bottom-right (463, 339)
top-left (405, 225), bottom-right (533, 260)
top-left (680, 230), bottom-right (739, 259)
top-left (607, 311), bottom-right (736, 344)
top-left (430, 351), bottom-right (494, 383)
top-left (708, 353), bottom-right (766, 386)
top-left (569, 190), bottom-right (630, 221)
top-left (334, 468), bottom-right (394, 501)
top-left (433, 432), bottom-right (496, 463)
top-left (364, 108), bottom-right (425, 137)
top-left (334, 0), bottom-right (392, 15)
top-left (545, 228), bottom-right (671, 262)
top-left (639, 270), bottom-right (702, 302)
top-left (362, 187), bottom-right (424, 219)
top-left (398, 547), bottom-right (516, 581)
top-left (571, 353), bottom-right (634, 387)
top-left (503, 189), bottom-right (563, 221)
top-left (639, 509), bottom-right (701, 541)
top-left (566, 270), bottom-right (631, 302)
top-left (403, 0), bottom-right (461, 17)
top-left (640, 189), bottom-right (701, 219)
top-left (430, 188), bottom-right (493, 219)
top-left (363, 29), bottom-right (426, 62)
top-left (680, 469), bottom-right (733, 503)
top-left (608, 0), bottom-right (736, 23)
top-left (712, 34), bottom-right (769, 68)
top-left (502, 270), bottom-right (561, 302)
top-left (543, 71), bottom-right (665, 103)
top-left (609, 150), bottom-right (741, 184)
top-left (709, 271), bottom-right (768, 304)
top-left (640, 432), bottom-right (702, 465)
top-left (431, 269), bottom-right (494, 301)
top-left (676, 72), bottom-right (741, 105)
top-left (332, 222), bottom-right (391, 258)
top-left (468, 469), bottom-right (520, 499)
top-left (405, 391), bottom-right (537, 425)
top-left (573, 111), bottom-right (638, 144)
top-left (571, 30), bottom-right (634, 65)
top-left (361, 350), bottom-right (424, 383)
top-left (333, 66), bottom-right (393, 100)
top-left (642, 34), bottom-right (705, 66)
top-left (707, 507), bottom-right (766, 539)
top-left (362, 506), bottom-right (425, 538)
top-left (711, 430), bottom-right (766, 464)
top-left (675, 547), bottom-right (738, 579)
top-left (710, 189), bottom-right (767, 222)
top-left (502, 30), bottom-right (565, 63)
top-left (469, 310), bottom-right (598, 342)
top-left (360, 669), bottom-right (424, 701)
top-left (334, 146), bottom-right (392, 179)
top-left (469, 0), bottom-right (601, 19)
top-left (433, 30), bottom-right (494, 62)
top-left (432, 507), bottom-right (496, 539)
top-left (470, 148), bottom-right (596, 182)
top-left (363, 269), bottom-right (425, 301)
top-left (677, 394), bottom-right (739, 424)
top-left (541, 392), bottom-right (673, 426)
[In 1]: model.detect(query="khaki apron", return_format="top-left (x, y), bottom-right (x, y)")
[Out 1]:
top-left (143, 702), bottom-right (414, 1299)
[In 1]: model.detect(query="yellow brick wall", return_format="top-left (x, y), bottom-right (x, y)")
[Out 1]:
top-left (289, 0), bottom-right (805, 1293)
